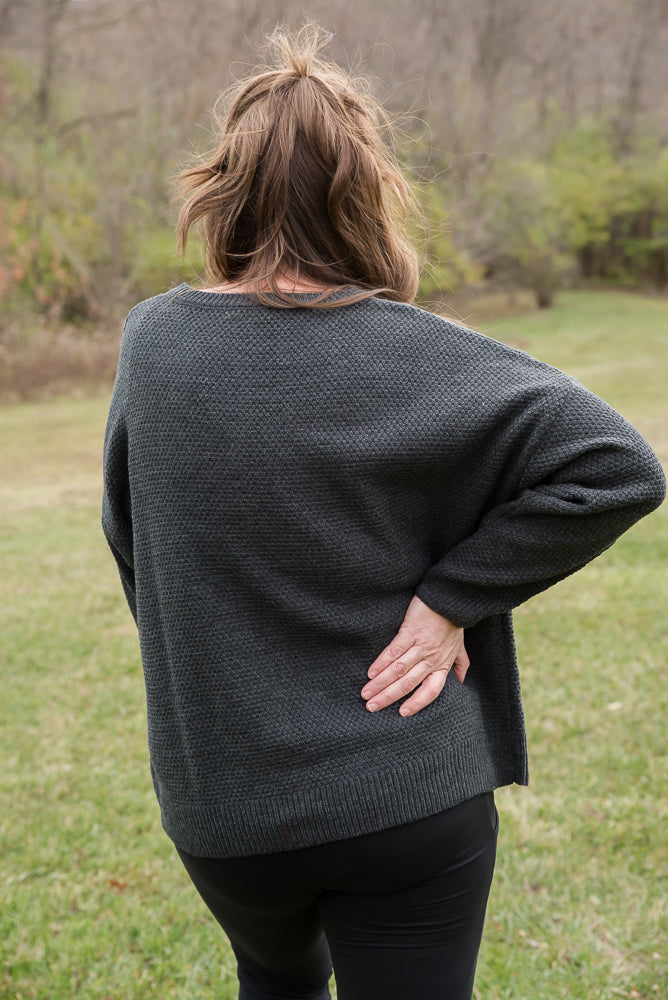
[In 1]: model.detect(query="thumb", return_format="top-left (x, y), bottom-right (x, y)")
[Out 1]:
top-left (451, 649), bottom-right (470, 685)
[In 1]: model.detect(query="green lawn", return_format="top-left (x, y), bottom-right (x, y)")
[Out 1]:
top-left (1, 290), bottom-right (666, 999)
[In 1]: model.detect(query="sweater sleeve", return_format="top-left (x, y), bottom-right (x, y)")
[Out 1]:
top-left (414, 377), bottom-right (666, 628)
top-left (101, 350), bottom-right (137, 623)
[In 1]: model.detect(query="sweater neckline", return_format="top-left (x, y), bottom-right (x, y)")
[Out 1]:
top-left (172, 283), bottom-right (367, 307)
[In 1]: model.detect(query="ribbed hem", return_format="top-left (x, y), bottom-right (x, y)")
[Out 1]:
top-left (156, 729), bottom-right (528, 858)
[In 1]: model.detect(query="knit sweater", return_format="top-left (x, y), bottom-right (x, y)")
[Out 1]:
top-left (102, 284), bottom-right (665, 858)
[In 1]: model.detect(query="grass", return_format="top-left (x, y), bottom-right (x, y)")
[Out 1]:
top-left (1, 289), bottom-right (666, 999)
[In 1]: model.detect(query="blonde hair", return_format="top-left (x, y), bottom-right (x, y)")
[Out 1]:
top-left (176, 24), bottom-right (420, 308)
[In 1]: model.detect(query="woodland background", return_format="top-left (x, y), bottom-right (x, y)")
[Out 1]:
top-left (1, 0), bottom-right (668, 347)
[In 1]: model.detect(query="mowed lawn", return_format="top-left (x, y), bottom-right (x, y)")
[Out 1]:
top-left (1, 289), bottom-right (666, 1000)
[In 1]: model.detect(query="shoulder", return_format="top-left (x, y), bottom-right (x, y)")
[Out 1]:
top-left (365, 297), bottom-right (574, 394)
top-left (366, 297), bottom-right (538, 363)
top-left (122, 285), bottom-right (190, 335)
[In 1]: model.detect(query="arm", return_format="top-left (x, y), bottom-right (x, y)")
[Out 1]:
top-left (363, 378), bottom-right (665, 714)
top-left (414, 378), bottom-right (665, 628)
top-left (102, 359), bottom-right (137, 623)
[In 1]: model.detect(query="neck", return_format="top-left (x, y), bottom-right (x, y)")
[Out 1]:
top-left (206, 274), bottom-right (334, 294)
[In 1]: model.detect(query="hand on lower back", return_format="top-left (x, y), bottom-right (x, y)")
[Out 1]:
top-left (360, 596), bottom-right (469, 717)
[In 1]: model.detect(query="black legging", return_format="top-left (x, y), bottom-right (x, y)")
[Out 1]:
top-left (176, 791), bottom-right (498, 1000)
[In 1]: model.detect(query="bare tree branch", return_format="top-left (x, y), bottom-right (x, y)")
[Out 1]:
top-left (58, 107), bottom-right (138, 138)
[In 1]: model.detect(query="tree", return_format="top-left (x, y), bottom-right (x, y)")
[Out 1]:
top-left (470, 158), bottom-right (575, 308)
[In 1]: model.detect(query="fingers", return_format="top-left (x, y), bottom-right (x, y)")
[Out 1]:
top-left (362, 639), bottom-right (466, 705)
top-left (361, 642), bottom-right (425, 701)
top-left (451, 650), bottom-right (470, 684)
top-left (366, 626), bottom-right (416, 679)
top-left (362, 661), bottom-right (440, 713)
top-left (361, 643), bottom-right (469, 714)
top-left (397, 670), bottom-right (449, 717)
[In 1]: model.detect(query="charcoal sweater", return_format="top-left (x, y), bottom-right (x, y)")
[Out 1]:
top-left (102, 285), bottom-right (665, 858)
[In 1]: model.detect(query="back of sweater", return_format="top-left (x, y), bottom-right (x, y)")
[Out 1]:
top-left (102, 286), bottom-right (665, 857)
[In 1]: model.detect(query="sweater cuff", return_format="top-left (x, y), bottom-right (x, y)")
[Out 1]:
top-left (414, 580), bottom-right (491, 629)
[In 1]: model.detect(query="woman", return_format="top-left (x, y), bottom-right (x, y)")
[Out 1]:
top-left (102, 25), bottom-right (665, 1000)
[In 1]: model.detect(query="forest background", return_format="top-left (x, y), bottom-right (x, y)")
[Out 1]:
top-left (2, 0), bottom-right (668, 398)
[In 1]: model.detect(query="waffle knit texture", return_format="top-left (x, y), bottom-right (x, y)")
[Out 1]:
top-left (102, 285), bottom-right (665, 858)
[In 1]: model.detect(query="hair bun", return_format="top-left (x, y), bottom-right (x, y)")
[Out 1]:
top-left (266, 22), bottom-right (335, 79)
